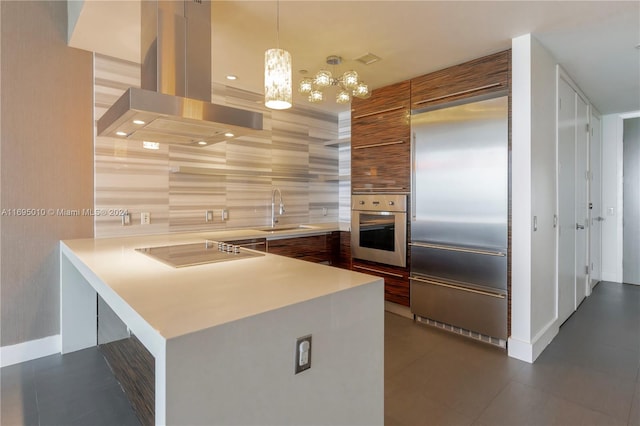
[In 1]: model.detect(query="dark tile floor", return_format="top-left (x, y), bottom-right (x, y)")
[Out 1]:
top-left (1, 281), bottom-right (638, 426)
top-left (385, 281), bottom-right (640, 425)
top-left (1, 347), bottom-right (140, 425)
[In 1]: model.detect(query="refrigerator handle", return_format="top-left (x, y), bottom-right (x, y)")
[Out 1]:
top-left (411, 132), bottom-right (416, 220)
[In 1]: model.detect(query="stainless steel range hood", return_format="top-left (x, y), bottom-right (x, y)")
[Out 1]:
top-left (97, 0), bottom-right (263, 146)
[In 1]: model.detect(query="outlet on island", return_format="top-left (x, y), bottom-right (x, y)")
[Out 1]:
top-left (141, 212), bottom-right (151, 225)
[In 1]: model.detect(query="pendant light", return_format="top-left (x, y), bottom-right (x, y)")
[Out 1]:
top-left (264, 0), bottom-right (292, 110)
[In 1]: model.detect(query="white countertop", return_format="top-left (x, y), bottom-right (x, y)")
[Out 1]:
top-left (61, 224), bottom-right (377, 341)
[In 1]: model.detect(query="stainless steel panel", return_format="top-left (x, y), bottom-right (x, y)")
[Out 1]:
top-left (351, 210), bottom-right (407, 268)
top-left (97, 88), bottom-right (263, 143)
top-left (352, 194), bottom-right (407, 212)
top-left (410, 276), bottom-right (508, 339)
top-left (98, 1), bottom-right (264, 143)
top-left (410, 244), bottom-right (507, 290)
top-left (411, 96), bottom-right (508, 248)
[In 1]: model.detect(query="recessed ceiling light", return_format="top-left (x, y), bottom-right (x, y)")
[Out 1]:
top-left (224, 132), bottom-right (234, 138)
top-left (116, 131), bottom-right (127, 136)
top-left (197, 141), bottom-right (208, 146)
top-left (142, 141), bottom-right (160, 150)
top-left (226, 75), bottom-right (237, 80)
top-left (133, 119), bottom-right (145, 125)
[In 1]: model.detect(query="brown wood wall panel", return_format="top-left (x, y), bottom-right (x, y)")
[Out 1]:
top-left (267, 234), bottom-right (331, 263)
top-left (411, 50), bottom-right (511, 110)
top-left (99, 336), bottom-right (155, 426)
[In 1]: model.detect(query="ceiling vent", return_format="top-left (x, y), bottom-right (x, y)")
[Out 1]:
top-left (355, 53), bottom-right (382, 65)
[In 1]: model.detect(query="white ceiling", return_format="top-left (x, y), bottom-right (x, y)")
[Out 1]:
top-left (70, 1), bottom-right (640, 116)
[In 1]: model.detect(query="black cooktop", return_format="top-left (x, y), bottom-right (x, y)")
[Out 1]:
top-left (135, 240), bottom-right (264, 268)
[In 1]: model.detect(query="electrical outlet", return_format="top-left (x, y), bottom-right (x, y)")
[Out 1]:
top-left (121, 212), bottom-right (131, 226)
top-left (295, 335), bottom-right (312, 374)
top-left (205, 210), bottom-right (214, 222)
top-left (322, 207), bottom-right (328, 216)
top-left (221, 209), bottom-right (228, 221)
top-left (141, 212), bottom-right (151, 225)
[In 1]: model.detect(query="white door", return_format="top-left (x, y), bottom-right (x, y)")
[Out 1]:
top-left (557, 78), bottom-right (577, 324)
top-left (589, 113), bottom-right (603, 288)
top-left (623, 117), bottom-right (640, 285)
top-left (575, 95), bottom-right (589, 305)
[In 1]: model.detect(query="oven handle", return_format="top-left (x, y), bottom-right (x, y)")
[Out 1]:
top-left (353, 264), bottom-right (404, 278)
top-left (410, 275), bottom-right (506, 299)
top-left (409, 242), bottom-right (506, 257)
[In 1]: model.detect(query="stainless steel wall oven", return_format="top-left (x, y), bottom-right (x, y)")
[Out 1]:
top-left (351, 194), bottom-right (407, 268)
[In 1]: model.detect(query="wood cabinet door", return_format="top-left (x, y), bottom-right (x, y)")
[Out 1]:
top-left (352, 260), bottom-right (410, 306)
top-left (351, 108), bottom-right (410, 148)
top-left (351, 80), bottom-right (410, 118)
top-left (411, 50), bottom-right (511, 110)
top-left (267, 234), bottom-right (330, 263)
top-left (351, 139), bottom-right (410, 192)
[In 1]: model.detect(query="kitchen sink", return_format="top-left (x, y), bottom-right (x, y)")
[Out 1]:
top-left (256, 225), bottom-right (315, 233)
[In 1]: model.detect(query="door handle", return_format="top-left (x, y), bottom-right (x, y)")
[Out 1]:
top-left (595, 216), bottom-right (605, 222)
top-left (576, 223), bottom-right (585, 230)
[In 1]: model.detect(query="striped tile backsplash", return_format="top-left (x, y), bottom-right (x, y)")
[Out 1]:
top-left (94, 54), bottom-right (345, 238)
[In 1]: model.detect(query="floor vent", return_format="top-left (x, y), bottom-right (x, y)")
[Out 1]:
top-left (415, 316), bottom-right (507, 349)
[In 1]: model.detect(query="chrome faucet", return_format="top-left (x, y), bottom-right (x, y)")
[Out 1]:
top-left (271, 188), bottom-right (285, 228)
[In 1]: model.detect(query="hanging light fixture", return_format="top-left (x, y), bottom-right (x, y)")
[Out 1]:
top-left (264, 0), bottom-right (292, 110)
top-left (298, 55), bottom-right (371, 104)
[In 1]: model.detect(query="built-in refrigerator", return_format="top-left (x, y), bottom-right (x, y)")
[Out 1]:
top-left (410, 95), bottom-right (509, 341)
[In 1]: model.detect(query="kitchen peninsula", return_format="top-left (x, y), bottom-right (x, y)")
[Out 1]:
top-left (60, 228), bottom-right (383, 425)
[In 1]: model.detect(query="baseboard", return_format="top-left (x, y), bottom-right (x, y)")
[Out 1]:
top-left (384, 301), bottom-right (413, 319)
top-left (508, 320), bottom-right (558, 363)
top-left (1, 335), bottom-right (61, 367)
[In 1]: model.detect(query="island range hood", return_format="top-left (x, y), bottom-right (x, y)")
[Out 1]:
top-left (97, 0), bottom-right (263, 146)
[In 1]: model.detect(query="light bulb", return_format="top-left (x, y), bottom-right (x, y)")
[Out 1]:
top-left (336, 90), bottom-right (351, 104)
top-left (341, 70), bottom-right (359, 90)
top-left (314, 70), bottom-right (332, 87)
top-left (309, 90), bottom-right (323, 103)
top-left (299, 78), bottom-right (313, 94)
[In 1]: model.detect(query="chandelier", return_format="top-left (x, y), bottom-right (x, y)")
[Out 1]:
top-left (264, 0), bottom-right (292, 110)
top-left (298, 55), bottom-right (371, 104)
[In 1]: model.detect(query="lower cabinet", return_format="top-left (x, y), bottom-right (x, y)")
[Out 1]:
top-left (267, 234), bottom-right (331, 264)
top-left (331, 231), bottom-right (352, 270)
top-left (351, 260), bottom-right (410, 307)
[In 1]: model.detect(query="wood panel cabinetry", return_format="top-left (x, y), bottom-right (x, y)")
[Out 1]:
top-left (351, 81), bottom-right (411, 192)
top-left (331, 231), bottom-right (352, 270)
top-left (411, 50), bottom-right (511, 110)
top-left (267, 234), bottom-right (331, 264)
top-left (351, 260), bottom-right (410, 307)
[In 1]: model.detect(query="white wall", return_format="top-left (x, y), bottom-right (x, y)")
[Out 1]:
top-left (509, 34), bottom-right (559, 363)
top-left (165, 281), bottom-right (384, 425)
top-left (601, 111), bottom-right (640, 283)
